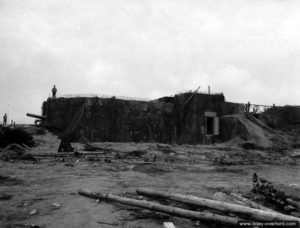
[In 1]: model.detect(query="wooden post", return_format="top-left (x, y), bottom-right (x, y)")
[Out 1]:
top-left (273, 103), bottom-right (276, 128)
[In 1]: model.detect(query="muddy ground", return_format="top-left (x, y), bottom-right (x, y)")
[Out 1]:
top-left (0, 126), bottom-right (299, 228)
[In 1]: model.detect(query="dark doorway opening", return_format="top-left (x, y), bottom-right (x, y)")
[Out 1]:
top-left (206, 117), bottom-right (214, 135)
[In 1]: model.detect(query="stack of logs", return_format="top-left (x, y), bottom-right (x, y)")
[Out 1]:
top-left (79, 187), bottom-right (300, 227)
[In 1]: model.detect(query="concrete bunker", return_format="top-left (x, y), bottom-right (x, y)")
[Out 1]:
top-left (38, 91), bottom-right (246, 148)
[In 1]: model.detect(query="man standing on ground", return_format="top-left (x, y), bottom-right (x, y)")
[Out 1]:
top-left (52, 85), bottom-right (57, 99)
top-left (3, 113), bottom-right (7, 126)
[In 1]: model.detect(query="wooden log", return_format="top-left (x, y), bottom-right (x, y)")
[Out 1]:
top-left (163, 222), bottom-right (176, 228)
top-left (136, 188), bottom-right (300, 223)
top-left (213, 192), bottom-right (246, 206)
top-left (78, 189), bottom-right (239, 226)
top-left (229, 193), bottom-right (275, 212)
top-left (213, 192), bottom-right (275, 212)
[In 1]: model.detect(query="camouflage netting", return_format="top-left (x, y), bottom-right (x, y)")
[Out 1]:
top-left (43, 93), bottom-right (246, 145)
top-left (260, 106), bottom-right (300, 134)
top-left (44, 97), bottom-right (174, 143)
top-left (258, 106), bottom-right (300, 148)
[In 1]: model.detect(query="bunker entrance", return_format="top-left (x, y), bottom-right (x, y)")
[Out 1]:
top-left (204, 111), bottom-right (219, 136)
top-left (206, 117), bottom-right (214, 135)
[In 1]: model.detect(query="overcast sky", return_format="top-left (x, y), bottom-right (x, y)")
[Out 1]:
top-left (1, 0), bottom-right (300, 124)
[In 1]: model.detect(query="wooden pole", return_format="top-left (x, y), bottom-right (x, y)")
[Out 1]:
top-left (229, 193), bottom-right (275, 212)
top-left (213, 192), bottom-right (246, 206)
top-left (180, 86), bottom-right (200, 111)
top-left (78, 189), bottom-right (239, 226)
top-left (136, 188), bottom-right (300, 223)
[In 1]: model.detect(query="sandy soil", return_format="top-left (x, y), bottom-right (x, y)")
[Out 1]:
top-left (0, 126), bottom-right (300, 228)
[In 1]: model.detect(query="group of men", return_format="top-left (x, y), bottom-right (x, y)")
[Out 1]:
top-left (2, 113), bottom-right (15, 126)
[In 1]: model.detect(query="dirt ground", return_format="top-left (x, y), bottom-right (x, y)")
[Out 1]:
top-left (0, 126), bottom-right (300, 228)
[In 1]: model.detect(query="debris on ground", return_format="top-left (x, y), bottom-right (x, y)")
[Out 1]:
top-left (156, 144), bottom-right (174, 154)
top-left (0, 175), bottom-right (23, 186)
top-left (29, 209), bottom-right (37, 216)
top-left (251, 173), bottom-right (300, 214)
top-left (52, 203), bottom-right (61, 210)
top-left (0, 143), bottom-right (38, 162)
top-left (64, 163), bottom-right (74, 167)
top-left (4, 224), bottom-right (43, 228)
top-left (1, 125), bottom-right (300, 228)
top-left (78, 188), bottom-right (300, 227)
top-left (0, 126), bottom-right (35, 148)
top-left (229, 192), bottom-right (275, 212)
top-left (213, 192), bottom-right (247, 206)
top-left (0, 193), bottom-right (13, 200)
top-left (78, 189), bottom-right (239, 226)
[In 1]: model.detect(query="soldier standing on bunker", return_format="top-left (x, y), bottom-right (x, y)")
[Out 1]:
top-left (52, 85), bottom-right (57, 99)
top-left (3, 113), bottom-right (7, 126)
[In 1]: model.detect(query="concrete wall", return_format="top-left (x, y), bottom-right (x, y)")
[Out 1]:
top-left (43, 97), bottom-right (174, 143)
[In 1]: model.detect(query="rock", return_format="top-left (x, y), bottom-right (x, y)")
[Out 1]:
top-left (30, 209), bottom-right (37, 215)
top-left (52, 203), bottom-right (61, 209)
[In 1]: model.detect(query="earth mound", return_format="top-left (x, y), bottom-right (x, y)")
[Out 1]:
top-left (219, 114), bottom-right (289, 150)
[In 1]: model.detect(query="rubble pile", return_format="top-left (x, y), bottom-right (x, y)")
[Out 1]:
top-left (252, 173), bottom-right (300, 215)
top-left (0, 127), bottom-right (37, 162)
top-left (0, 126), bottom-right (35, 148)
